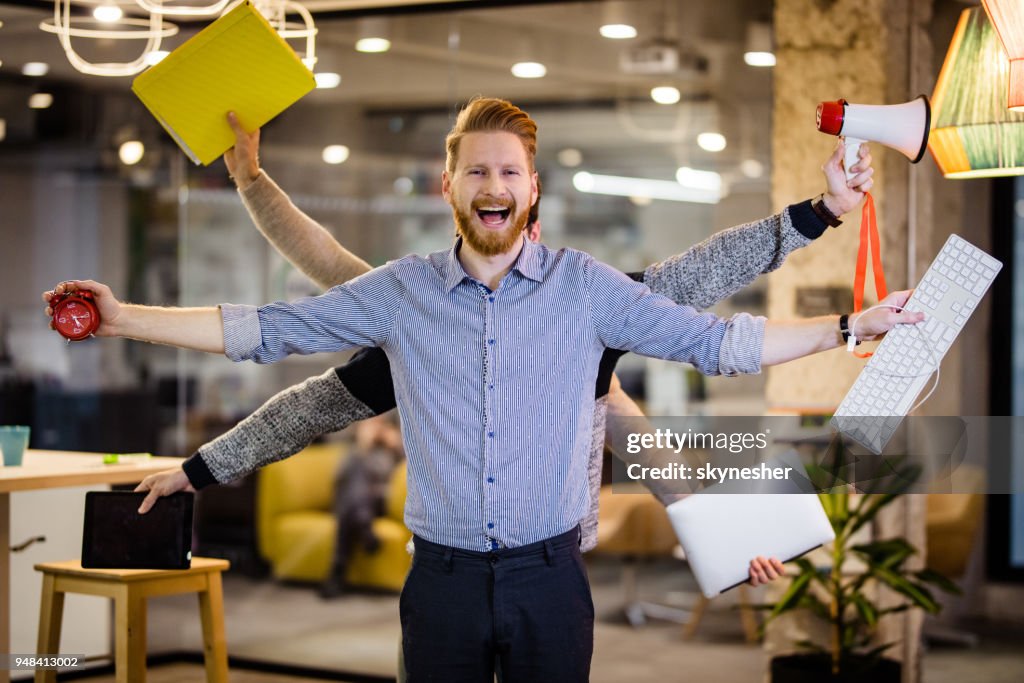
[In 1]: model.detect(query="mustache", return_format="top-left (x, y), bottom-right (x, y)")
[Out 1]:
top-left (471, 197), bottom-right (515, 210)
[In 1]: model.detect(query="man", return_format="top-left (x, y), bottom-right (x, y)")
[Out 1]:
top-left (44, 98), bottom-right (917, 682)
top-left (132, 109), bottom-right (874, 555)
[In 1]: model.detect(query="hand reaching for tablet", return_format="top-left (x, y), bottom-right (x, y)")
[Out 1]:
top-left (135, 468), bottom-right (195, 514)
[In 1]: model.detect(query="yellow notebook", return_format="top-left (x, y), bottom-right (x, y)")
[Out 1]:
top-left (132, 1), bottom-right (315, 166)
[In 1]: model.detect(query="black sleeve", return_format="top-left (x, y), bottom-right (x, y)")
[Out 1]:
top-left (334, 347), bottom-right (398, 415)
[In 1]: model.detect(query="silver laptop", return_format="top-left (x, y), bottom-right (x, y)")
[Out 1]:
top-left (665, 453), bottom-right (834, 598)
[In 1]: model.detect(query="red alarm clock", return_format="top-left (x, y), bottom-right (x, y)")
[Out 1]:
top-left (51, 290), bottom-right (101, 341)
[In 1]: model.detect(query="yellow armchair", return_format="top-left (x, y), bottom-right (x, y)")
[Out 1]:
top-left (256, 444), bottom-right (412, 591)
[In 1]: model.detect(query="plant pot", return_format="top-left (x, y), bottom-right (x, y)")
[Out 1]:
top-left (770, 653), bottom-right (901, 683)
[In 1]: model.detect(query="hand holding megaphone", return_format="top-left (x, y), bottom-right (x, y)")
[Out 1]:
top-left (822, 141), bottom-right (873, 215)
top-left (816, 96), bottom-right (931, 181)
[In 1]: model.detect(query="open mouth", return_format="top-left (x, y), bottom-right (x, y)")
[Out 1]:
top-left (475, 206), bottom-right (512, 226)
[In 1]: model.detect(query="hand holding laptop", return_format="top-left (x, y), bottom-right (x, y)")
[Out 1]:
top-left (750, 556), bottom-right (786, 586)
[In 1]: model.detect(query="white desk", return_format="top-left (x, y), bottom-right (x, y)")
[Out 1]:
top-left (0, 450), bottom-right (184, 682)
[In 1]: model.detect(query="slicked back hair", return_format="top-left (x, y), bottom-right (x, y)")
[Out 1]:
top-left (445, 97), bottom-right (538, 174)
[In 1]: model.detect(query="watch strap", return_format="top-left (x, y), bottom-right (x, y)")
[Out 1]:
top-left (839, 313), bottom-right (861, 345)
top-left (812, 194), bottom-right (843, 227)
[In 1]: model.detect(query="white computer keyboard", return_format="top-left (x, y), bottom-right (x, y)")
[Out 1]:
top-left (832, 234), bottom-right (1002, 453)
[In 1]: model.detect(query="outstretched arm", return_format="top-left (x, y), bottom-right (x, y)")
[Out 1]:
top-left (645, 142), bottom-right (873, 310)
top-left (761, 290), bottom-right (922, 366)
top-left (136, 347), bottom-right (398, 513)
top-left (135, 368), bottom-right (376, 512)
top-left (225, 112), bottom-right (371, 290)
top-left (604, 377), bottom-right (690, 505)
top-left (43, 280), bottom-right (224, 353)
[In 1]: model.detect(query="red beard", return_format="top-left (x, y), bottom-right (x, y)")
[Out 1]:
top-left (454, 199), bottom-right (530, 257)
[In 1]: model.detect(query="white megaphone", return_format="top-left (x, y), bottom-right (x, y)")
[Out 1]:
top-left (816, 95), bottom-right (931, 180)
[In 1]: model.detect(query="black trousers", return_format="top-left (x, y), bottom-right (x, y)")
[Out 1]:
top-left (400, 527), bottom-right (594, 683)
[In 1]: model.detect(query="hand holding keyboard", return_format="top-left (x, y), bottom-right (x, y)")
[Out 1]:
top-left (832, 235), bottom-right (1001, 454)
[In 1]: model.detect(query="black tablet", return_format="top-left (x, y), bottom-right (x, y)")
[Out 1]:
top-left (82, 491), bottom-right (194, 569)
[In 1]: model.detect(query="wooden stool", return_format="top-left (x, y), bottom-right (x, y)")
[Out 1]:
top-left (34, 557), bottom-right (230, 683)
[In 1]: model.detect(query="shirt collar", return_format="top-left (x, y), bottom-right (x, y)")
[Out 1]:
top-left (443, 236), bottom-right (545, 292)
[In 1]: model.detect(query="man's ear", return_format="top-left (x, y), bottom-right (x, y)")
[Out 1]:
top-left (526, 219), bottom-right (542, 243)
top-left (441, 171), bottom-right (452, 203)
top-left (531, 171), bottom-right (539, 206)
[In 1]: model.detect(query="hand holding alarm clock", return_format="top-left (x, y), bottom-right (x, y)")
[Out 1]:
top-left (43, 281), bottom-right (113, 342)
top-left (50, 289), bottom-right (100, 341)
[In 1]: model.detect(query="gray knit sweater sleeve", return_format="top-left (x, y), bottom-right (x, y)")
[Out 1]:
top-left (193, 369), bottom-right (375, 485)
top-left (643, 206), bottom-right (812, 310)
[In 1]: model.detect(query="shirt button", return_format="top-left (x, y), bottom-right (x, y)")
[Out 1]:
top-left (488, 296), bottom-right (495, 303)
top-left (488, 339), bottom-right (495, 345)
top-left (487, 522), bottom-right (494, 529)
top-left (488, 384), bottom-right (494, 390)
top-left (488, 431), bottom-right (494, 438)
top-left (487, 477), bottom-right (494, 483)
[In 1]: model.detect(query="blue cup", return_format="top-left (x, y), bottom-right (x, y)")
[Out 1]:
top-left (0, 425), bottom-right (30, 467)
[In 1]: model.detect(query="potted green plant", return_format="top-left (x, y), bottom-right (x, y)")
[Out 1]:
top-left (764, 451), bottom-right (961, 683)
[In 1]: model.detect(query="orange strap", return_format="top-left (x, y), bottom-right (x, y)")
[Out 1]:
top-left (851, 192), bottom-right (886, 358)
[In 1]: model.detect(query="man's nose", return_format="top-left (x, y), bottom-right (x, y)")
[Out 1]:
top-left (482, 173), bottom-right (507, 197)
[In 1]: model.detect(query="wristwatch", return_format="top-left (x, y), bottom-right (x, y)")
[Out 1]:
top-left (812, 194), bottom-right (843, 228)
top-left (838, 314), bottom-right (861, 345)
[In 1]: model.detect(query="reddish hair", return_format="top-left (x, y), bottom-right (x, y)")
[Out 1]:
top-left (445, 97), bottom-right (538, 174)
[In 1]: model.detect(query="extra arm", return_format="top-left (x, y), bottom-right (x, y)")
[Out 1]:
top-left (182, 368), bottom-right (377, 488)
top-left (238, 172), bottom-right (372, 290)
top-left (643, 205), bottom-right (820, 310)
top-left (603, 375), bottom-right (690, 505)
top-left (225, 112), bottom-right (371, 290)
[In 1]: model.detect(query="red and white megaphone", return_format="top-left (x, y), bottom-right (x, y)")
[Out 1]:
top-left (816, 95), bottom-right (931, 179)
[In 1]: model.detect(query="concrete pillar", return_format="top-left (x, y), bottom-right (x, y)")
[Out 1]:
top-left (769, 1), bottom-right (936, 682)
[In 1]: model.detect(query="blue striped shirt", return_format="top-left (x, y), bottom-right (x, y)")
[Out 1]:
top-left (221, 238), bottom-right (741, 551)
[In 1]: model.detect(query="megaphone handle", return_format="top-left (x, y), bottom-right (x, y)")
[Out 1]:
top-left (843, 136), bottom-right (865, 182)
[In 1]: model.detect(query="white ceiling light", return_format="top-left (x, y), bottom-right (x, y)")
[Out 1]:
top-left (651, 86), bottom-right (680, 105)
top-left (675, 166), bottom-right (723, 193)
top-left (39, 1), bottom-right (179, 78)
top-left (573, 171), bottom-right (720, 204)
top-left (356, 17), bottom-right (391, 53)
top-left (743, 21), bottom-right (775, 68)
top-left (744, 52), bottom-right (776, 67)
top-left (600, 1), bottom-right (636, 40)
top-left (118, 140), bottom-right (145, 165)
top-left (144, 50), bottom-right (169, 66)
top-left (322, 144), bottom-right (350, 165)
top-left (41, 1), bottom-right (315, 76)
top-left (394, 176), bottom-right (414, 195)
top-left (93, 4), bottom-right (123, 22)
top-left (557, 148), bottom-right (583, 168)
top-left (314, 71), bottom-right (341, 89)
top-left (29, 93), bottom-right (54, 109)
top-left (134, 0), bottom-right (230, 17)
top-left (600, 24), bottom-right (636, 39)
top-left (697, 132), bottom-right (727, 152)
top-left (22, 62), bottom-right (49, 77)
top-left (740, 159), bottom-right (765, 178)
top-left (511, 61), bottom-right (546, 78)
top-left (0, 119), bottom-right (6, 143)
top-left (356, 37), bottom-right (391, 53)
